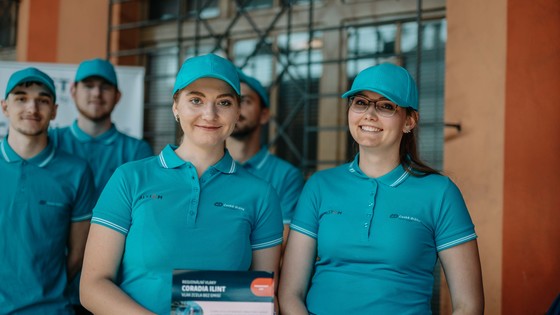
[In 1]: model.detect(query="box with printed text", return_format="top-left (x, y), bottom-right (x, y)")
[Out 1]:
top-left (171, 270), bottom-right (274, 315)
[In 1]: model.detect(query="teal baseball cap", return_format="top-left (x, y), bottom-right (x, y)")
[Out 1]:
top-left (75, 58), bottom-right (118, 88)
top-left (5, 67), bottom-right (56, 102)
top-left (342, 63), bottom-right (418, 111)
top-left (237, 69), bottom-right (269, 108)
top-left (173, 54), bottom-right (240, 96)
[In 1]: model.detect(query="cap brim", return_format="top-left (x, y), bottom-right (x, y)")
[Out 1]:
top-left (240, 81), bottom-right (269, 108)
top-left (75, 73), bottom-right (117, 87)
top-left (174, 74), bottom-right (240, 96)
top-left (7, 76), bottom-right (56, 101)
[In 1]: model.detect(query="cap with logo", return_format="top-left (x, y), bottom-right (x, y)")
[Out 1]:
top-left (5, 67), bottom-right (57, 102)
top-left (75, 58), bottom-right (118, 88)
top-left (237, 69), bottom-right (269, 108)
top-left (173, 54), bottom-right (240, 96)
top-left (341, 63), bottom-right (418, 111)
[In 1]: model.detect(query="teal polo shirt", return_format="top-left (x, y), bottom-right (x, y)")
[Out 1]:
top-left (239, 146), bottom-right (304, 224)
top-left (290, 154), bottom-right (477, 315)
top-left (51, 120), bottom-right (153, 198)
top-left (91, 145), bottom-right (283, 315)
top-left (51, 120), bottom-right (153, 305)
top-left (0, 136), bottom-right (95, 314)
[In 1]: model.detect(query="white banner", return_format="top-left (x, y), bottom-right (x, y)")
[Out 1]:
top-left (0, 61), bottom-right (145, 139)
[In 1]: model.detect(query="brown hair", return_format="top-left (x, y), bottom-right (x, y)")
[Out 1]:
top-left (400, 108), bottom-right (441, 176)
top-left (347, 105), bottom-right (441, 176)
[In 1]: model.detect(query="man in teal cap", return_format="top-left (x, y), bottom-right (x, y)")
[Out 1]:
top-left (52, 58), bottom-right (153, 197)
top-left (50, 58), bottom-right (153, 313)
top-left (0, 67), bottom-right (95, 314)
top-left (227, 69), bottom-right (304, 245)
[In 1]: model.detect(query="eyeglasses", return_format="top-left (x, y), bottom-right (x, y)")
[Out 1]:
top-left (348, 95), bottom-right (399, 117)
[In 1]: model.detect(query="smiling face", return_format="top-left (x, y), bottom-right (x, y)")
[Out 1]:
top-left (71, 77), bottom-right (121, 123)
top-left (1, 83), bottom-right (57, 138)
top-left (348, 90), bottom-right (416, 156)
top-left (173, 77), bottom-right (240, 150)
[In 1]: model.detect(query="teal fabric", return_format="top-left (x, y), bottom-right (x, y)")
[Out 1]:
top-left (5, 67), bottom-right (57, 101)
top-left (237, 69), bottom-right (270, 107)
top-left (91, 145), bottom-right (283, 314)
top-left (290, 154), bottom-right (476, 314)
top-left (50, 121), bottom-right (152, 305)
top-left (173, 54), bottom-right (240, 96)
top-left (0, 136), bottom-right (95, 314)
top-left (51, 121), bottom-right (153, 199)
top-left (239, 146), bottom-right (304, 224)
top-left (342, 63), bottom-right (418, 110)
top-left (75, 58), bottom-right (118, 87)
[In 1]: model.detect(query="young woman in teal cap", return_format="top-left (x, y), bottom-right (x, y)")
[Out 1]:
top-left (80, 54), bottom-right (283, 315)
top-left (279, 63), bottom-right (484, 314)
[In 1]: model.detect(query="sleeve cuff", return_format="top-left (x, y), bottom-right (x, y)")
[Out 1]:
top-left (91, 217), bottom-right (129, 235)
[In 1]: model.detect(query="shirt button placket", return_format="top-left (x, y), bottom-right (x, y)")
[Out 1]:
top-left (20, 162), bottom-right (27, 192)
top-left (186, 165), bottom-right (199, 227)
top-left (364, 180), bottom-right (377, 239)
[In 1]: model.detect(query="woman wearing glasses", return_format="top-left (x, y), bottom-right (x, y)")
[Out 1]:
top-left (279, 63), bottom-right (484, 314)
top-left (80, 54), bottom-right (283, 315)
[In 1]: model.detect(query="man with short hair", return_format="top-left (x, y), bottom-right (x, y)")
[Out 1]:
top-left (50, 58), bottom-right (152, 314)
top-left (52, 58), bottom-right (153, 198)
top-left (0, 67), bottom-right (95, 314)
top-left (227, 69), bottom-right (304, 243)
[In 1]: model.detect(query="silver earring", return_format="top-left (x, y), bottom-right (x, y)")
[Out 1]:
top-left (175, 114), bottom-right (179, 123)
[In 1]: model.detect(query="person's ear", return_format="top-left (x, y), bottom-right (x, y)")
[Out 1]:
top-left (70, 83), bottom-right (78, 102)
top-left (1, 100), bottom-right (9, 116)
top-left (259, 107), bottom-right (270, 125)
top-left (403, 110), bottom-right (418, 133)
top-left (172, 102), bottom-right (179, 123)
top-left (114, 90), bottom-right (122, 105)
top-left (51, 104), bottom-right (58, 121)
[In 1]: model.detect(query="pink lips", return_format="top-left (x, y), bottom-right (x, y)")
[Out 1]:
top-left (196, 125), bottom-right (221, 131)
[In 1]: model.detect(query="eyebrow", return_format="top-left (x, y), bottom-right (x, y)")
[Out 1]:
top-left (12, 90), bottom-right (53, 100)
top-left (186, 91), bottom-right (236, 99)
top-left (219, 93), bottom-right (236, 99)
top-left (39, 92), bottom-right (54, 99)
top-left (355, 93), bottom-right (390, 101)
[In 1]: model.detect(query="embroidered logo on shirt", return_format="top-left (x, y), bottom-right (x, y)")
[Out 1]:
top-left (214, 202), bottom-right (245, 211)
top-left (390, 213), bottom-right (422, 223)
top-left (139, 193), bottom-right (163, 200)
top-left (319, 209), bottom-right (343, 220)
top-left (325, 209), bottom-right (343, 215)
